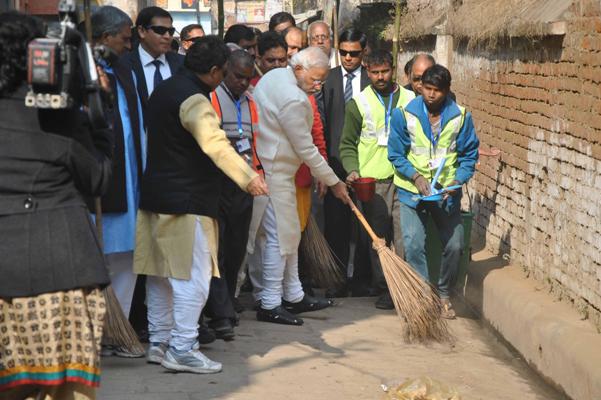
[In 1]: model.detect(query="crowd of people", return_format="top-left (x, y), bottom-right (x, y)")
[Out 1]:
top-left (0, 5), bottom-right (480, 399)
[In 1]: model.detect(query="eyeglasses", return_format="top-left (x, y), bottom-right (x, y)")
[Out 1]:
top-left (339, 49), bottom-right (362, 58)
top-left (411, 75), bottom-right (422, 82)
top-left (310, 34), bottom-right (330, 42)
top-left (146, 25), bottom-right (176, 36)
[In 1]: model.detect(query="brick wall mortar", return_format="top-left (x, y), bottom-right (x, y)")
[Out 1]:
top-left (438, 10), bottom-right (601, 330)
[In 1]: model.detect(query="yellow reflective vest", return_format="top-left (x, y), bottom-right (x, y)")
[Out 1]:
top-left (354, 85), bottom-right (415, 179)
top-left (393, 105), bottom-right (466, 193)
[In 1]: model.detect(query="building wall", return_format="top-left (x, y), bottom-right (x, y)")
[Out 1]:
top-left (458, 1), bottom-right (601, 329)
top-left (402, 0), bottom-right (601, 329)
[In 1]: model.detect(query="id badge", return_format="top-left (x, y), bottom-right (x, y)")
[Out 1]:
top-left (236, 138), bottom-right (251, 153)
top-left (428, 157), bottom-right (444, 170)
top-left (377, 130), bottom-right (389, 147)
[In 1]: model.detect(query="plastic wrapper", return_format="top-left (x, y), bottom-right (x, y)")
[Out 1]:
top-left (382, 377), bottom-right (462, 400)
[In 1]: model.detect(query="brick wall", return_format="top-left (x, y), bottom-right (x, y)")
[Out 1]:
top-left (401, 1), bottom-right (601, 330)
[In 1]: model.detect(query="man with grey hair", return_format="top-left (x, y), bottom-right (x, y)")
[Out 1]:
top-left (90, 5), bottom-right (146, 358)
top-left (307, 20), bottom-right (337, 67)
top-left (248, 47), bottom-right (351, 326)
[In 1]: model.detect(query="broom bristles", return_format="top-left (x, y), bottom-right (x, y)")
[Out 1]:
top-left (102, 286), bottom-right (145, 354)
top-left (299, 215), bottom-right (345, 288)
top-left (373, 239), bottom-right (453, 343)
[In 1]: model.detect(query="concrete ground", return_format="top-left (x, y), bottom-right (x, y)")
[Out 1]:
top-left (98, 295), bottom-right (566, 400)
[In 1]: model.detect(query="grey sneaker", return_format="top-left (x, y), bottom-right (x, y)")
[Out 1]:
top-left (161, 347), bottom-right (222, 374)
top-left (147, 342), bottom-right (168, 364)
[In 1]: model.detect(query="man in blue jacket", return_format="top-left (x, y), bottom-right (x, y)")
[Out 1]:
top-left (388, 65), bottom-right (479, 318)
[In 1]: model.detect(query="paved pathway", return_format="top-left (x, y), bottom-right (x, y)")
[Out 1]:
top-left (99, 296), bottom-right (565, 400)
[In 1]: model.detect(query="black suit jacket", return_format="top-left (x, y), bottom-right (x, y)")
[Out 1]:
top-left (0, 85), bottom-right (112, 297)
top-left (123, 46), bottom-right (185, 110)
top-left (319, 66), bottom-right (369, 177)
top-left (95, 58), bottom-right (145, 213)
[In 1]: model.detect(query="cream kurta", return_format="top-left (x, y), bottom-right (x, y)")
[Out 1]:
top-left (247, 68), bottom-right (339, 256)
top-left (134, 93), bottom-right (258, 280)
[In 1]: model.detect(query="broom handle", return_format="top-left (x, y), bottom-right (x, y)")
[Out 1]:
top-left (348, 201), bottom-right (381, 243)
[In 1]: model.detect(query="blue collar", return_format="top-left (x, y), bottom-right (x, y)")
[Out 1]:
top-left (404, 95), bottom-right (460, 144)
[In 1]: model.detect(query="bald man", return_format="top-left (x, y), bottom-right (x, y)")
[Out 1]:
top-left (407, 53), bottom-right (435, 95)
top-left (283, 26), bottom-right (304, 59)
top-left (308, 20), bottom-right (336, 67)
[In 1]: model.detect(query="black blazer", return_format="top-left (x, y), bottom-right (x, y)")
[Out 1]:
top-left (0, 85), bottom-right (112, 298)
top-left (320, 66), bottom-right (369, 177)
top-left (123, 46), bottom-right (184, 110)
top-left (94, 58), bottom-right (145, 213)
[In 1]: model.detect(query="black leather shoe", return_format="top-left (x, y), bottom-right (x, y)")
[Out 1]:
top-left (325, 285), bottom-right (348, 298)
top-left (256, 306), bottom-right (304, 325)
top-left (375, 292), bottom-right (395, 310)
top-left (209, 318), bottom-right (235, 341)
top-left (282, 295), bottom-right (333, 314)
top-left (198, 324), bottom-right (216, 344)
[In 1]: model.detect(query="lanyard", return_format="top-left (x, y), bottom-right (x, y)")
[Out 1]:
top-left (234, 98), bottom-right (244, 137)
top-left (423, 102), bottom-right (443, 149)
top-left (375, 91), bottom-right (394, 133)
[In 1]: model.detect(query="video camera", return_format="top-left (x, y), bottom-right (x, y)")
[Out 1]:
top-left (25, 0), bottom-right (107, 130)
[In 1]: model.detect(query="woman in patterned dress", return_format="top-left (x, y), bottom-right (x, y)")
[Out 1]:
top-left (0, 12), bottom-right (112, 400)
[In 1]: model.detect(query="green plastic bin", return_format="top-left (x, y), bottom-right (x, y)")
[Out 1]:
top-left (425, 211), bottom-right (473, 293)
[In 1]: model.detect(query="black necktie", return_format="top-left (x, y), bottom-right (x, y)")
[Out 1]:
top-left (344, 73), bottom-right (355, 103)
top-left (152, 59), bottom-right (163, 92)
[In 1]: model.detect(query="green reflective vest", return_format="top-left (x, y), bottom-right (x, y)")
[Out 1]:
top-left (354, 85), bottom-right (415, 180)
top-left (393, 105), bottom-right (466, 193)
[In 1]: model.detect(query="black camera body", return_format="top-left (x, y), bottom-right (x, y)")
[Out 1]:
top-left (26, 0), bottom-right (108, 132)
top-left (25, 0), bottom-right (96, 110)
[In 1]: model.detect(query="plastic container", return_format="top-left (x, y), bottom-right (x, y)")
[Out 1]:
top-left (352, 177), bottom-right (376, 202)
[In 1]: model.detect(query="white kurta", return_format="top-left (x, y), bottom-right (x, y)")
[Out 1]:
top-left (248, 68), bottom-right (339, 255)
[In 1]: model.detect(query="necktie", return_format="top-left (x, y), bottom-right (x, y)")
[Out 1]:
top-left (344, 72), bottom-right (355, 103)
top-left (152, 59), bottom-right (163, 92)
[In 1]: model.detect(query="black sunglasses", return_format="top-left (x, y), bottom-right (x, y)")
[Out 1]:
top-left (146, 25), bottom-right (176, 36)
top-left (183, 36), bottom-right (204, 43)
top-left (339, 49), bottom-right (362, 58)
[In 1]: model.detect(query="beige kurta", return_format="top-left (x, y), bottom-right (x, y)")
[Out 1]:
top-left (247, 68), bottom-right (339, 256)
top-left (134, 93), bottom-right (258, 280)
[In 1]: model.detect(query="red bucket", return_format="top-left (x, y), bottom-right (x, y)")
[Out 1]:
top-left (352, 177), bottom-right (376, 202)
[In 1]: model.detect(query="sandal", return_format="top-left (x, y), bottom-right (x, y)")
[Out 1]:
top-left (441, 298), bottom-right (456, 319)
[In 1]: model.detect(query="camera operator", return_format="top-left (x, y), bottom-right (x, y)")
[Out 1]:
top-left (90, 5), bottom-right (147, 358)
top-left (0, 11), bottom-right (113, 400)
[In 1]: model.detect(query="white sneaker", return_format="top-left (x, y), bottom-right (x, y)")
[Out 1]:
top-left (161, 347), bottom-right (222, 374)
top-left (147, 342), bottom-right (168, 364)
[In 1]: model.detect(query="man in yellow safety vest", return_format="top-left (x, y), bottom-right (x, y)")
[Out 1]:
top-left (339, 49), bottom-right (415, 310)
top-left (388, 64), bottom-right (479, 319)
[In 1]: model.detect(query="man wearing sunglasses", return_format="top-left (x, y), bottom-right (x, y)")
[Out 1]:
top-left (126, 7), bottom-right (184, 107)
top-left (124, 6), bottom-right (185, 338)
top-left (179, 23), bottom-right (205, 54)
top-left (319, 28), bottom-right (370, 298)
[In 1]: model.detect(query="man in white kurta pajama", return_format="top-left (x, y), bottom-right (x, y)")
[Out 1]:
top-left (248, 48), bottom-right (351, 325)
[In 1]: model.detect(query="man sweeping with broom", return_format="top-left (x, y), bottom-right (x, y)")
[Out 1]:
top-left (339, 49), bottom-right (415, 310)
top-left (388, 64), bottom-right (479, 319)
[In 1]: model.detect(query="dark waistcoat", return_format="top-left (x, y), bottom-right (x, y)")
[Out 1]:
top-left (140, 69), bottom-right (224, 218)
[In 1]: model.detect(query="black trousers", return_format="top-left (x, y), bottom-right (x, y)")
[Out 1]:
top-left (203, 179), bottom-right (253, 321)
top-left (323, 168), bottom-right (373, 293)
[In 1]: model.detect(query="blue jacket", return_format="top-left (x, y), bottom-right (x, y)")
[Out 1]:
top-left (388, 95), bottom-right (479, 209)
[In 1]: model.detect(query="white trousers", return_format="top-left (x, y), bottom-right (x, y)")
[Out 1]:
top-left (105, 251), bottom-right (137, 318)
top-left (255, 201), bottom-right (304, 310)
top-left (146, 220), bottom-right (212, 351)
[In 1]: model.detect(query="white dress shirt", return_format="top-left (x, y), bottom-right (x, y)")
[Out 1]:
top-left (139, 45), bottom-right (172, 96)
top-left (342, 65), bottom-right (362, 99)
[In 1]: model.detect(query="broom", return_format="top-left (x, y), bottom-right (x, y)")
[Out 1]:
top-left (299, 214), bottom-right (345, 288)
top-left (94, 203), bottom-right (144, 355)
top-left (348, 201), bottom-right (453, 343)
